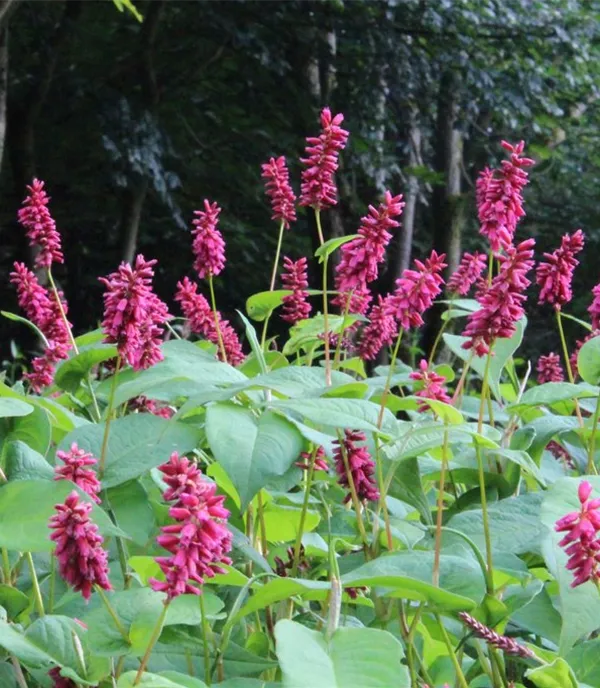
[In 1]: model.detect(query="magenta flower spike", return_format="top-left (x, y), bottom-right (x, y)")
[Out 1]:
top-left (447, 252), bottom-right (487, 296)
top-left (299, 107), bottom-right (349, 210)
top-left (409, 359), bottom-right (451, 410)
top-left (333, 430), bottom-right (379, 503)
top-left (49, 491), bottom-right (112, 600)
top-left (261, 156), bottom-right (297, 229)
top-left (536, 352), bottom-right (564, 384)
top-left (54, 443), bottom-right (101, 504)
top-left (536, 229), bottom-right (585, 309)
top-left (358, 295), bottom-right (398, 361)
top-left (18, 179), bottom-right (64, 269)
top-left (281, 256), bottom-right (311, 324)
top-left (191, 200), bottom-right (226, 279)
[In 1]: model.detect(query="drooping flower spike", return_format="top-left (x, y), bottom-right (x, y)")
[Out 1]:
top-left (262, 156), bottom-right (297, 229)
top-left (18, 179), bottom-right (64, 269)
top-left (458, 612), bottom-right (534, 658)
top-left (333, 430), bottom-right (379, 503)
top-left (536, 229), bottom-right (585, 309)
top-left (54, 443), bottom-right (102, 504)
top-left (447, 251), bottom-right (487, 296)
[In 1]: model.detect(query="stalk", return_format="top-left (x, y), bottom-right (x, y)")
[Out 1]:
top-left (314, 210), bottom-right (332, 386)
top-left (25, 553), bottom-right (44, 617)
top-left (208, 275), bottom-right (227, 363)
top-left (377, 328), bottom-right (404, 428)
top-left (587, 391), bottom-right (600, 475)
top-left (269, 220), bottom-right (285, 292)
top-left (48, 554), bottom-right (56, 613)
top-left (336, 431), bottom-right (369, 548)
top-left (133, 603), bottom-right (170, 685)
top-left (95, 585), bottom-right (129, 643)
top-left (374, 438), bottom-right (393, 551)
top-left (199, 594), bottom-right (212, 686)
top-left (432, 424), bottom-right (449, 587)
top-left (556, 309), bottom-right (584, 427)
top-left (291, 447), bottom-right (317, 576)
top-left (1, 548), bottom-right (10, 585)
top-left (435, 613), bottom-right (469, 688)
top-left (98, 355), bottom-right (121, 476)
top-left (10, 656), bottom-right (29, 688)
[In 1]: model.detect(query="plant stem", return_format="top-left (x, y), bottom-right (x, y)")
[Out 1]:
top-left (332, 294), bottom-right (352, 370)
top-left (476, 352), bottom-right (494, 584)
top-left (48, 270), bottom-right (78, 354)
top-left (269, 220), bottom-right (285, 292)
top-left (374, 438), bottom-right (393, 551)
top-left (556, 309), bottom-right (584, 427)
top-left (433, 424), bottom-right (449, 587)
top-left (25, 552), bottom-right (44, 617)
top-left (99, 355), bottom-right (121, 476)
top-left (2, 548), bottom-right (11, 585)
top-left (133, 603), bottom-right (169, 685)
top-left (48, 554), bottom-right (55, 614)
top-left (428, 317), bottom-right (449, 365)
top-left (336, 431), bottom-right (369, 548)
top-left (314, 210), bottom-right (332, 386)
top-left (587, 391), bottom-right (600, 475)
top-left (95, 585), bottom-right (129, 643)
top-left (314, 208), bottom-right (325, 246)
top-left (291, 448), bottom-right (317, 576)
top-left (435, 613), bottom-right (469, 688)
top-left (208, 275), bottom-right (227, 363)
top-left (10, 656), bottom-right (29, 688)
top-left (377, 328), bottom-right (404, 428)
top-left (199, 594), bottom-right (212, 686)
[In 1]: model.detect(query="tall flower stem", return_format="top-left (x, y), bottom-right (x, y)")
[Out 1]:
top-left (314, 210), bottom-right (332, 384)
top-left (99, 355), bottom-right (121, 476)
top-left (587, 392), bottom-right (600, 475)
top-left (269, 220), bottom-right (285, 292)
top-left (556, 309), bottom-right (584, 427)
top-left (332, 294), bottom-right (352, 370)
top-left (208, 275), bottom-right (227, 363)
top-left (291, 447), bottom-right (317, 576)
top-left (95, 585), bottom-right (129, 643)
top-left (374, 439), bottom-right (393, 551)
top-left (199, 594), bottom-right (212, 686)
top-left (314, 209), bottom-right (325, 246)
top-left (377, 329), bottom-right (404, 429)
top-left (134, 603), bottom-right (170, 685)
top-left (48, 555), bottom-right (56, 613)
top-left (433, 424), bottom-right (449, 587)
top-left (1, 548), bottom-right (10, 585)
top-left (435, 613), bottom-right (469, 688)
top-left (25, 552), bottom-right (44, 617)
top-left (476, 352), bottom-right (494, 581)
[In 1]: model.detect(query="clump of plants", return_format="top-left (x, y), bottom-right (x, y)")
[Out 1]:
top-left (1, 107), bottom-right (600, 688)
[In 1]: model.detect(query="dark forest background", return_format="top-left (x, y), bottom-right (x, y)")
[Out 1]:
top-left (2, 0), bottom-right (600, 367)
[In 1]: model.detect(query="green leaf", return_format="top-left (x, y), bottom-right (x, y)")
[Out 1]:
top-left (0, 584), bottom-right (30, 619)
top-left (6, 405), bottom-right (52, 455)
top-left (1, 311), bottom-right (49, 347)
top-left (566, 637), bottom-right (600, 686)
top-left (237, 311), bottom-right (266, 374)
top-left (55, 344), bottom-right (118, 393)
top-left (0, 397), bottom-right (34, 418)
top-left (5, 440), bottom-right (53, 481)
top-left (342, 552), bottom-right (485, 611)
top-left (578, 335), bottom-right (600, 385)
top-left (526, 658), bottom-right (578, 688)
top-left (206, 404), bottom-right (304, 509)
top-left (112, 0), bottom-right (143, 22)
top-left (275, 620), bottom-right (409, 688)
top-left (0, 480), bottom-right (125, 551)
top-left (314, 234), bottom-right (359, 262)
top-left (106, 480), bottom-right (155, 545)
top-left (541, 477), bottom-right (600, 653)
top-left (246, 289), bottom-right (292, 322)
top-left (389, 457), bottom-right (433, 525)
top-left (118, 671), bottom-right (207, 687)
top-left (271, 397), bottom-right (396, 435)
top-left (489, 448), bottom-right (546, 486)
top-left (514, 382), bottom-right (597, 408)
top-left (234, 578), bottom-right (330, 623)
top-left (59, 414), bottom-right (202, 489)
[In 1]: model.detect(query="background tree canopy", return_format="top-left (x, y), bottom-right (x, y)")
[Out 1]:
top-left (1, 0), bottom-right (599, 367)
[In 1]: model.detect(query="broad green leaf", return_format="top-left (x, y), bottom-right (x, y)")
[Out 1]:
top-left (526, 658), bottom-right (578, 688)
top-left (0, 397), bottom-right (33, 418)
top-left (578, 335), bottom-right (600, 386)
top-left (514, 382), bottom-right (597, 409)
top-left (541, 476), bottom-right (600, 653)
top-left (271, 397), bottom-right (396, 435)
top-left (5, 440), bottom-right (54, 481)
top-left (275, 620), bottom-right (409, 688)
top-left (511, 586), bottom-right (561, 645)
top-left (283, 314), bottom-right (361, 356)
top-left (341, 551), bottom-right (485, 610)
top-left (314, 234), bottom-right (360, 262)
top-left (6, 405), bottom-right (52, 455)
top-left (0, 479), bottom-right (125, 551)
top-left (58, 414), bottom-right (202, 489)
top-left (249, 366), bottom-right (356, 398)
top-left (262, 503), bottom-right (320, 542)
top-left (566, 637), bottom-right (600, 686)
top-left (526, 415), bottom-right (580, 462)
top-left (489, 448), bottom-right (546, 486)
top-left (1, 311), bottom-right (49, 347)
top-left (0, 585), bottom-right (30, 619)
top-left (0, 663), bottom-right (17, 687)
top-left (166, 592), bottom-right (224, 625)
top-left (206, 404), bottom-right (304, 509)
top-left (118, 671), bottom-right (207, 687)
top-left (106, 480), bottom-right (155, 545)
top-left (245, 290), bottom-right (318, 323)
top-left (55, 343), bottom-right (118, 393)
top-left (389, 457), bottom-right (433, 525)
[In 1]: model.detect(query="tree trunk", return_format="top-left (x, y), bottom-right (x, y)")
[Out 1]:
top-left (0, 26), bottom-right (9, 175)
top-left (119, 177), bottom-right (149, 264)
top-left (396, 105), bottom-right (421, 277)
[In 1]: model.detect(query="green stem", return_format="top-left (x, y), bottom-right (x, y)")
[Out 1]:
top-left (260, 313), bottom-right (272, 352)
top-left (435, 613), bottom-right (469, 688)
top-left (2, 548), bottom-right (10, 585)
top-left (428, 317), bottom-right (449, 366)
top-left (269, 220), bottom-right (285, 292)
top-left (25, 552), bottom-right (44, 617)
top-left (199, 594), bottom-right (212, 686)
top-left (314, 208), bottom-right (325, 246)
top-left (433, 424), bottom-right (449, 587)
top-left (556, 309), bottom-right (584, 428)
top-left (95, 585), bottom-right (130, 643)
top-left (133, 603), bottom-right (169, 685)
top-left (377, 328), bottom-right (404, 428)
top-left (588, 392), bottom-right (600, 475)
top-left (332, 293), bottom-right (352, 370)
top-left (10, 656), bottom-right (29, 688)
top-left (291, 447), bottom-right (317, 576)
top-left (477, 352), bottom-right (494, 584)
top-left (374, 438), bottom-right (393, 551)
top-left (48, 555), bottom-right (55, 614)
top-left (208, 275), bottom-right (227, 363)
top-left (314, 210), bottom-right (331, 386)
top-left (48, 270), bottom-right (78, 354)
top-left (99, 355), bottom-right (121, 476)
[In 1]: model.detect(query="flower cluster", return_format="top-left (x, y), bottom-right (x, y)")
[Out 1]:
top-left (281, 256), bottom-right (311, 324)
top-left (462, 238), bottom-right (535, 356)
top-left (385, 251), bottom-right (447, 330)
top-left (446, 251), bottom-right (487, 296)
top-left (49, 491), bottom-right (112, 600)
top-left (48, 667), bottom-right (77, 688)
top-left (555, 481), bottom-right (600, 587)
top-left (18, 179), bottom-right (64, 269)
top-left (175, 276), bottom-right (245, 365)
top-left (589, 285), bottom-right (600, 330)
top-left (536, 352), bottom-right (564, 384)
top-left (477, 140), bottom-right (534, 253)
top-left (100, 255), bottom-right (170, 370)
top-left (10, 262), bottom-right (72, 391)
top-left (299, 107), bottom-right (349, 210)
top-left (192, 200), bottom-right (226, 279)
top-left (546, 441), bottom-right (575, 470)
top-left (54, 443), bottom-right (101, 504)
top-left (458, 612), bottom-right (534, 658)
top-left (409, 359), bottom-right (451, 410)
top-left (129, 395), bottom-right (174, 419)
top-left (262, 156), bottom-right (297, 229)
top-left (295, 446), bottom-right (329, 472)
top-left (274, 544), bottom-right (309, 577)
top-left (536, 229), bottom-right (585, 309)
top-left (149, 453), bottom-right (232, 599)
top-left (358, 295), bottom-right (398, 361)
top-left (333, 430), bottom-right (379, 503)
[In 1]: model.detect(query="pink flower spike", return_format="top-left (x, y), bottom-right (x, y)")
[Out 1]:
top-left (358, 294), bottom-right (398, 361)
top-left (384, 250), bottom-right (447, 330)
top-left (477, 141), bottom-right (534, 253)
top-left (281, 256), bottom-right (311, 325)
top-left (589, 286), bottom-right (600, 330)
top-left (261, 156), bottom-right (297, 229)
top-left (49, 491), bottom-right (111, 600)
top-left (409, 359), bottom-right (451, 411)
top-left (54, 443), bottom-right (101, 504)
top-left (447, 252), bottom-right (487, 296)
top-left (192, 200), bottom-right (226, 279)
top-left (333, 430), bottom-right (379, 503)
top-left (18, 179), bottom-right (64, 269)
top-left (536, 229), bottom-right (585, 309)
top-left (299, 107), bottom-right (349, 211)
top-left (536, 352), bottom-right (564, 384)
top-left (99, 254), bottom-right (170, 371)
